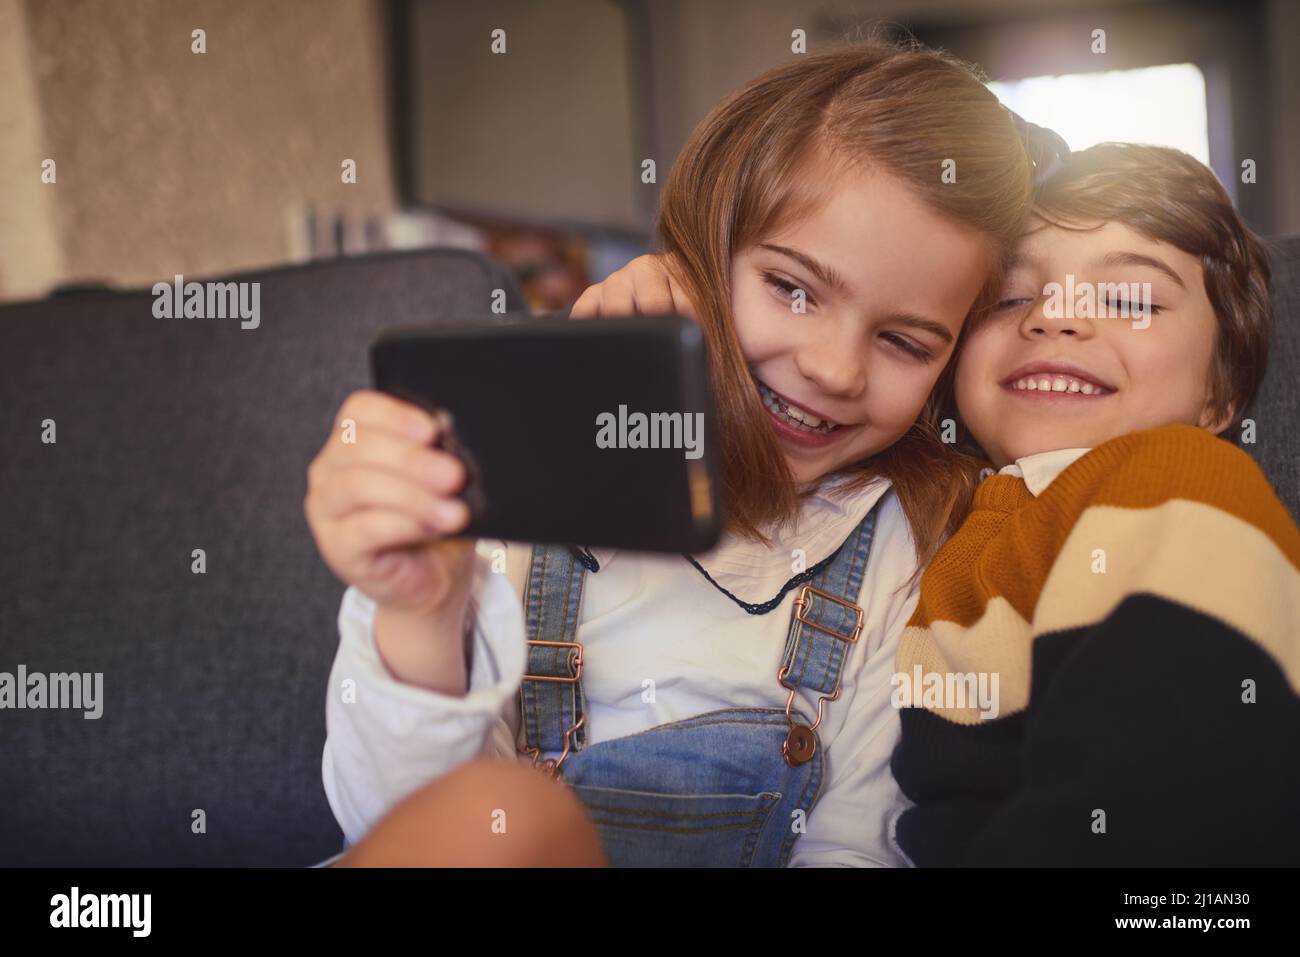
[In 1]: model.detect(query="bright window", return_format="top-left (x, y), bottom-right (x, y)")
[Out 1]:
top-left (988, 63), bottom-right (1210, 164)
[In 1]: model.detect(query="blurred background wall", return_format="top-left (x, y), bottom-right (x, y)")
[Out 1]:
top-left (0, 0), bottom-right (395, 300)
top-left (2, 0), bottom-right (1296, 309)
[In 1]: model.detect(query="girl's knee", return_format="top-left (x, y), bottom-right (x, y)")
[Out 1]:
top-left (339, 759), bottom-right (607, 867)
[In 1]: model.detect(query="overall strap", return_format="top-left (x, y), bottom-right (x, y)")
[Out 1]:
top-left (517, 501), bottom-right (881, 769)
top-left (518, 544), bottom-right (591, 766)
top-left (778, 501), bottom-right (880, 705)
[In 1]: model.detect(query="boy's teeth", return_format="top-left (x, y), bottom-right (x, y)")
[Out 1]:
top-left (1010, 374), bottom-right (1106, 395)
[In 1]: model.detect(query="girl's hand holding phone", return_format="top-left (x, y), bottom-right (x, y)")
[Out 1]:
top-left (305, 390), bottom-right (478, 694)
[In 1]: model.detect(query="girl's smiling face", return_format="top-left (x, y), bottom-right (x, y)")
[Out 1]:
top-left (955, 219), bottom-right (1226, 468)
top-left (730, 168), bottom-right (992, 486)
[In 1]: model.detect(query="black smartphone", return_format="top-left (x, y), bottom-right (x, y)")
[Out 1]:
top-left (370, 313), bottom-right (723, 553)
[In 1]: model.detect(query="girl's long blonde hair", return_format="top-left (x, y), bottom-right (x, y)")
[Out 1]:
top-left (655, 39), bottom-right (1032, 567)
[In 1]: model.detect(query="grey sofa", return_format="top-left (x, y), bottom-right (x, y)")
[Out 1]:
top-left (0, 248), bottom-right (526, 865)
top-left (1, 239), bottom-right (1296, 866)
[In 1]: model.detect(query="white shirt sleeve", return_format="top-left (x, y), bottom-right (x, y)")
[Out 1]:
top-left (320, 545), bottom-right (526, 846)
top-left (789, 500), bottom-right (919, 868)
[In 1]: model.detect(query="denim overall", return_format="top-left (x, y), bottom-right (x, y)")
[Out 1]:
top-left (517, 502), bottom-right (880, 867)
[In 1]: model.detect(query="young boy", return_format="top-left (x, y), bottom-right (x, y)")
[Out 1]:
top-left (891, 142), bottom-right (1300, 866)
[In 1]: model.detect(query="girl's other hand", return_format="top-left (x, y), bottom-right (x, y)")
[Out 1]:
top-left (568, 253), bottom-right (698, 322)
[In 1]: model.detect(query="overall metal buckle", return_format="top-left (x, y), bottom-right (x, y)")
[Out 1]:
top-left (793, 584), bottom-right (864, 644)
top-left (520, 640), bottom-right (584, 779)
top-left (778, 585), bottom-right (863, 767)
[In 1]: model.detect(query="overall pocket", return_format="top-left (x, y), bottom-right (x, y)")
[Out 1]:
top-left (572, 785), bottom-right (781, 868)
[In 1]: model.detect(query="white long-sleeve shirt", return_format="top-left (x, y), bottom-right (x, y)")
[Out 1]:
top-left (322, 474), bottom-right (921, 866)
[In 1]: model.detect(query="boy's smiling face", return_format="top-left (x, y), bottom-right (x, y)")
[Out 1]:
top-left (955, 218), bottom-right (1230, 468)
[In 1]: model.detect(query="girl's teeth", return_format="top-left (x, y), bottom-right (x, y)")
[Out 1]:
top-left (757, 382), bottom-right (838, 433)
top-left (794, 410), bottom-right (822, 427)
top-left (1067, 380), bottom-right (1081, 393)
top-left (1038, 377), bottom-right (1052, 391)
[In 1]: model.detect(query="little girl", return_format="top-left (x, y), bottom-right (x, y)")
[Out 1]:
top-left (305, 40), bottom-right (1034, 867)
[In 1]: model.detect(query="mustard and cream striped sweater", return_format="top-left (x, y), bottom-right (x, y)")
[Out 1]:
top-left (892, 423), bottom-right (1300, 866)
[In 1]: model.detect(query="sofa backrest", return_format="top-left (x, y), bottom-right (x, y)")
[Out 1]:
top-left (0, 248), bottom-right (526, 865)
top-left (1251, 234), bottom-right (1300, 518)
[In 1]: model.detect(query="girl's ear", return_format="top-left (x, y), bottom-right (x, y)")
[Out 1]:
top-left (1197, 400), bottom-right (1237, 436)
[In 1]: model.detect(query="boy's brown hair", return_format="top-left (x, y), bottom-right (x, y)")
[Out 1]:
top-left (1030, 142), bottom-right (1273, 434)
